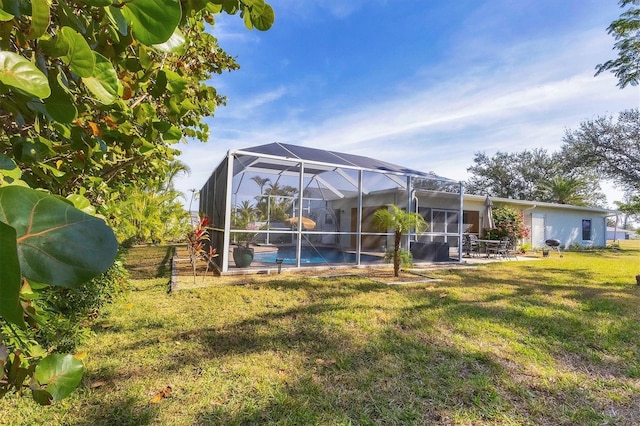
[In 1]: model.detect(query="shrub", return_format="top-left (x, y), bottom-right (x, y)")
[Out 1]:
top-left (384, 249), bottom-right (413, 268)
top-left (486, 206), bottom-right (529, 242)
top-left (31, 254), bottom-right (129, 352)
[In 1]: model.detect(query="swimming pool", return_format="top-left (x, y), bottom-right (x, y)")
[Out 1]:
top-left (253, 246), bottom-right (382, 265)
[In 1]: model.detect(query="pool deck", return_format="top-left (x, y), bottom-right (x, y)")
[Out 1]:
top-left (225, 244), bottom-right (542, 275)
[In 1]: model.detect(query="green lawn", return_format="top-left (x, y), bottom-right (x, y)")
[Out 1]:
top-left (2, 242), bottom-right (640, 425)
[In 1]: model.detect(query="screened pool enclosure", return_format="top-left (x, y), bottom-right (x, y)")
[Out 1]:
top-left (199, 143), bottom-right (464, 272)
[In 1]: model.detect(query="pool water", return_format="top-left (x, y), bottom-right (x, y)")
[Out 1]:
top-left (253, 246), bottom-right (382, 264)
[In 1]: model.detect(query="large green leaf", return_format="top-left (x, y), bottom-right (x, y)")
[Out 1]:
top-left (106, 6), bottom-right (128, 36)
top-left (0, 52), bottom-right (51, 98)
top-left (34, 354), bottom-right (84, 401)
top-left (122, 0), bottom-right (182, 45)
top-left (0, 186), bottom-right (118, 287)
top-left (66, 193), bottom-right (96, 215)
top-left (29, 0), bottom-right (50, 39)
top-left (0, 9), bottom-right (13, 22)
top-left (43, 77), bottom-right (77, 123)
top-left (38, 34), bottom-right (69, 58)
top-left (153, 28), bottom-right (185, 53)
top-left (82, 52), bottom-right (120, 104)
top-left (60, 27), bottom-right (95, 78)
top-left (0, 221), bottom-right (25, 328)
top-left (0, 153), bottom-right (22, 183)
top-left (164, 69), bottom-right (187, 94)
top-left (250, 3), bottom-right (274, 31)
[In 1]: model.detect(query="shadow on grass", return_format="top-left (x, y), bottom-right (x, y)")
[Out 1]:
top-left (77, 262), bottom-right (640, 425)
top-left (189, 318), bottom-right (509, 425)
top-left (68, 395), bottom-right (159, 426)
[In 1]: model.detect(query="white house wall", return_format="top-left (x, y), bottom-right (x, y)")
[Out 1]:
top-left (416, 192), bottom-right (611, 249)
top-left (521, 208), bottom-right (606, 248)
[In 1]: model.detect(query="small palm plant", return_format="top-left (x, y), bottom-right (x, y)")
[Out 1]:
top-left (373, 204), bottom-right (429, 277)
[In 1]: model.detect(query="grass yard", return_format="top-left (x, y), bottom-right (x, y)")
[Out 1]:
top-left (2, 241), bottom-right (640, 425)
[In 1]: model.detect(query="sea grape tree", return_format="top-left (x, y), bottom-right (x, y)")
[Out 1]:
top-left (0, 0), bottom-right (274, 199)
top-left (0, 0), bottom-right (274, 403)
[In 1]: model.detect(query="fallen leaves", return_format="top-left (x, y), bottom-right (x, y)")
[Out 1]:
top-left (149, 386), bottom-right (172, 404)
top-left (314, 358), bottom-right (336, 367)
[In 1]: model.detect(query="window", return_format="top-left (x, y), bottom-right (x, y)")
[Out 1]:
top-left (582, 219), bottom-right (591, 241)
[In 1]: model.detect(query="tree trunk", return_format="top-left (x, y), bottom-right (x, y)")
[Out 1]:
top-left (393, 231), bottom-right (401, 277)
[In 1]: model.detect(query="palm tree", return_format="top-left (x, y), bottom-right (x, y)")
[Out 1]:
top-left (251, 176), bottom-right (271, 219)
top-left (372, 204), bottom-right (428, 277)
top-left (542, 176), bottom-right (588, 205)
top-left (159, 160), bottom-right (191, 193)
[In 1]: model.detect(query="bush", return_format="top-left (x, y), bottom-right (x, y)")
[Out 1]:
top-left (486, 206), bottom-right (529, 242)
top-left (384, 249), bottom-right (413, 268)
top-left (31, 254), bottom-right (129, 352)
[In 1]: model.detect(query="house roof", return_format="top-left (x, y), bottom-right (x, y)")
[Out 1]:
top-left (417, 189), bottom-right (618, 215)
top-left (465, 193), bottom-right (617, 215)
top-left (232, 142), bottom-right (457, 182)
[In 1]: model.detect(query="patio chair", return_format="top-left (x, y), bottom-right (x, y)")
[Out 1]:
top-left (487, 238), bottom-right (509, 259)
top-left (503, 239), bottom-right (518, 260)
top-left (464, 234), bottom-right (480, 257)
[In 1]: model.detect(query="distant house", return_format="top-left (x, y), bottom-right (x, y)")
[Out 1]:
top-left (606, 227), bottom-right (633, 241)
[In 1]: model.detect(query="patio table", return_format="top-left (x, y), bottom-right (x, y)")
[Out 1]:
top-left (476, 239), bottom-right (501, 258)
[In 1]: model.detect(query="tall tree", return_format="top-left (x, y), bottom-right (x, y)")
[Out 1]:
top-left (465, 149), bottom-right (604, 206)
top-left (561, 109), bottom-right (640, 193)
top-left (541, 176), bottom-right (589, 205)
top-left (614, 192), bottom-right (640, 228)
top-left (595, 0), bottom-right (640, 88)
top-left (0, 0), bottom-right (273, 404)
top-left (465, 149), bottom-right (555, 200)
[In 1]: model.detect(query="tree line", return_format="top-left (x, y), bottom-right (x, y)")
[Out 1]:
top-left (465, 0), bottom-right (640, 229)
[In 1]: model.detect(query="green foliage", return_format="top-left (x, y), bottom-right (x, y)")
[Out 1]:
top-left (595, 0), bottom-right (640, 88)
top-left (465, 149), bottom-right (604, 206)
top-left (541, 176), bottom-right (589, 205)
top-left (562, 109), bottom-right (640, 194)
top-left (519, 242), bottom-right (532, 253)
top-left (485, 206), bottom-right (529, 242)
top-left (0, 0), bottom-right (274, 405)
top-left (258, 181), bottom-right (297, 222)
top-left (0, 0), bottom-right (273, 201)
top-left (32, 354), bottom-right (83, 403)
top-left (373, 204), bottom-right (428, 277)
top-left (106, 185), bottom-right (190, 246)
top-left (614, 193), bottom-right (640, 229)
top-left (383, 248), bottom-right (413, 268)
top-left (31, 256), bottom-right (129, 352)
top-left (0, 185), bottom-right (118, 404)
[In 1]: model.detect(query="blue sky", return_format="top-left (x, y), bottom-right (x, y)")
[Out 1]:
top-left (175, 0), bottom-right (638, 208)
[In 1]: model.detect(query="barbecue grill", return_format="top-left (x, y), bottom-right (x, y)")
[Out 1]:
top-left (544, 239), bottom-right (563, 258)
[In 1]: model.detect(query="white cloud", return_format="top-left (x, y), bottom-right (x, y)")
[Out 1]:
top-left (174, 6), bottom-right (638, 208)
top-left (223, 86), bottom-right (289, 118)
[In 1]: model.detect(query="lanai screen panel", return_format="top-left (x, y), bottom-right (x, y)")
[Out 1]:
top-left (199, 157), bottom-right (228, 269)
